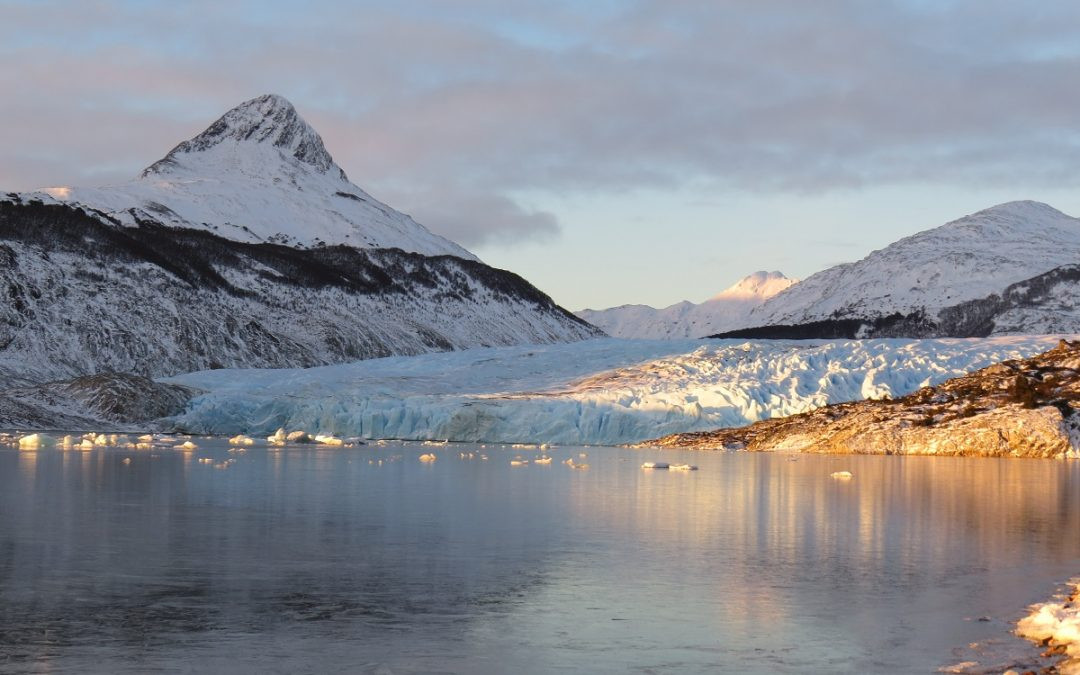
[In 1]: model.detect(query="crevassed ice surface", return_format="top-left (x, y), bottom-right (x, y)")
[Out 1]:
top-left (167, 336), bottom-right (1072, 444)
top-left (1, 441), bottom-right (1077, 673)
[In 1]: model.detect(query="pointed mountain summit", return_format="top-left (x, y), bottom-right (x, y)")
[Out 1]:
top-left (36, 94), bottom-right (475, 258)
top-left (144, 94), bottom-right (343, 178)
top-left (0, 95), bottom-right (601, 383)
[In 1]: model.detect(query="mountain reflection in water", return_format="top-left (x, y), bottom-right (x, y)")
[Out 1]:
top-left (1, 441), bottom-right (1078, 674)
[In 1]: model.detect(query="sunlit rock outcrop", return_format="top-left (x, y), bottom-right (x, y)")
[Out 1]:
top-left (649, 339), bottom-right (1080, 458)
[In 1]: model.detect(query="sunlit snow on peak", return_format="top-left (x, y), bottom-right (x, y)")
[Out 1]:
top-left (17, 95), bottom-right (478, 259)
top-left (40, 186), bottom-right (71, 200)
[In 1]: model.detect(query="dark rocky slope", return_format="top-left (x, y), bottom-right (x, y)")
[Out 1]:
top-left (0, 196), bottom-right (600, 384)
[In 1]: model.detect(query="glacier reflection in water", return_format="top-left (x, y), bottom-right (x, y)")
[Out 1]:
top-left (1, 441), bottom-right (1079, 673)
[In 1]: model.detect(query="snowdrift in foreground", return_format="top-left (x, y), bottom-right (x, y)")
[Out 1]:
top-left (166, 336), bottom-right (1070, 445)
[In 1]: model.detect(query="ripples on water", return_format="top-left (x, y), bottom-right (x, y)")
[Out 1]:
top-left (1, 441), bottom-right (1078, 673)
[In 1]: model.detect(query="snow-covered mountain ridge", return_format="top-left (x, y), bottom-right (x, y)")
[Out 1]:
top-left (577, 271), bottom-right (796, 338)
top-left (740, 201), bottom-right (1080, 335)
top-left (33, 94), bottom-right (475, 257)
top-left (0, 94), bottom-right (603, 382)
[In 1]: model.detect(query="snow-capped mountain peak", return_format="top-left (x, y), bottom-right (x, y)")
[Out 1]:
top-left (576, 270), bottom-right (797, 339)
top-left (33, 94), bottom-right (476, 258)
top-left (143, 93), bottom-right (343, 179)
top-left (711, 270), bottom-right (794, 301)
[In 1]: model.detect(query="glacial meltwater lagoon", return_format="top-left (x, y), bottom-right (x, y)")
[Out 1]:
top-left (1, 440), bottom-right (1079, 674)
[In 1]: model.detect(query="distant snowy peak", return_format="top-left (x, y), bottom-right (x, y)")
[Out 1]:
top-left (711, 270), bottom-right (795, 301)
top-left (738, 200), bottom-right (1080, 335)
top-left (576, 271), bottom-right (797, 339)
top-left (33, 94), bottom-right (476, 259)
top-left (144, 93), bottom-right (343, 179)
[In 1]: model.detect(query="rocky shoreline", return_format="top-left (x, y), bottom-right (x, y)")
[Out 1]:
top-left (646, 339), bottom-right (1080, 459)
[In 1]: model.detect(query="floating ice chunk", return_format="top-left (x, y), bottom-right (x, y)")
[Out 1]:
top-left (510, 459), bottom-right (528, 466)
top-left (176, 440), bottom-right (198, 449)
top-left (286, 430), bottom-right (310, 443)
top-left (138, 434), bottom-right (154, 442)
top-left (670, 463), bottom-right (698, 471)
top-left (642, 462), bottom-right (670, 469)
top-left (418, 453), bottom-right (437, 462)
top-left (18, 433), bottom-right (53, 449)
top-left (313, 434), bottom-right (343, 446)
top-left (229, 434), bottom-right (255, 445)
top-left (534, 456), bottom-right (552, 465)
top-left (830, 471), bottom-right (853, 479)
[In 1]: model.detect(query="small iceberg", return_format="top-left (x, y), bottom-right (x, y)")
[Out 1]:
top-left (830, 471), bottom-right (853, 479)
top-left (670, 463), bottom-right (698, 471)
top-left (642, 462), bottom-right (670, 469)
top-left (229, 434), bottom-right (255, 446)
top-left (18, 433), bottom-right (53, 450)
top-left (418, 453), bottom-right (437, 463)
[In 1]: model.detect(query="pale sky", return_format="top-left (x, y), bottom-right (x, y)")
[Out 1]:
top-left (3, 0), bottom-right (1080, 310)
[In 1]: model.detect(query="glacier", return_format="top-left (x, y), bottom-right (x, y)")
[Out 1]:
top-left (165, 335), bottom-right (1070, 446)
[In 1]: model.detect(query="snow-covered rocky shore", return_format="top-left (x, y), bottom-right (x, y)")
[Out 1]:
top-left (1016, 579), bottom-right (1080, 674)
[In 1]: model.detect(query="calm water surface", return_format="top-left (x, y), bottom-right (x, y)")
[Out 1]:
top-left (1, 440), bottom-right (1079, 674)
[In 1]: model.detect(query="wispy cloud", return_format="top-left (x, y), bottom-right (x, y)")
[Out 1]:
top-left (3, 0), bottom-right (1080, 246)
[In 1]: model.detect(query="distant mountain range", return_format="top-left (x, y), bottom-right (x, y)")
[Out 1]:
top-left (0, 94), bottom-right (599, 384)
top-left (721, 200), bottom-right (1080, 339)
top-left (584, 200), bottom-right (1080, 340)
top-left (576, 271), bottom-right (796, 338)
